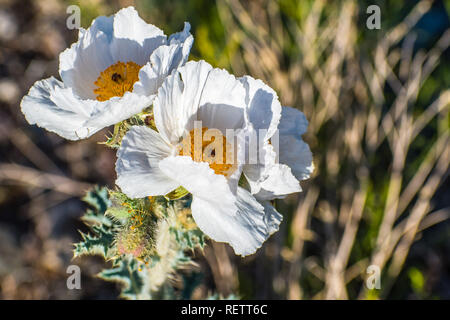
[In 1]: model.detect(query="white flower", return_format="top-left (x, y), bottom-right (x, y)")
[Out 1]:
top-left (115, 60), bottom-right (313, 256)
top-left (21, 7), bottom-right (193, 140)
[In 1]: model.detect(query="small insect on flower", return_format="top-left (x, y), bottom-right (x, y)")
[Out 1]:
top-left (115, 61), bottom-right (313, 256)
top-left (21, 6), bottom-right (193, 140)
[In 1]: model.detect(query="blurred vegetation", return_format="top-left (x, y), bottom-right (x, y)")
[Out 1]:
top-left (0, 0), bottom-right (449, 299)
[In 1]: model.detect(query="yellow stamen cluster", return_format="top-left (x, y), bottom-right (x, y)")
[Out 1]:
top-left (179, 127), bottom-right (235, 177)
top-left (121, 202), bottom-right (145, 230)
top-left (93, 61), bottom-right (142, 101)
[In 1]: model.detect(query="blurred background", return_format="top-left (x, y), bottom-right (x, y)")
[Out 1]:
top-left (0, 0), bottom-right (449, 299)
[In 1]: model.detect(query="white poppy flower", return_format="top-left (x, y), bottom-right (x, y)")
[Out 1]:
top-left (115, 60), bottom-right (313, 256)
top-left (21, 6), bottom-right (193, 140)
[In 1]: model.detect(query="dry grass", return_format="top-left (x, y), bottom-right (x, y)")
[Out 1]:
top-left (211, 0), bottom-right (449, 299)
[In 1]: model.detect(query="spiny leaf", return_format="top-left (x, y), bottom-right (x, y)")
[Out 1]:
top-left (75, 187), bottom-right (117, 259)
top-left (98, 256), bottom-right (150, 300)
top-left (82, 186), bottom-right (110, 213)
top-left (171, 227), bottom-right (206, 250)
top-left (74, 224), bottom-right (116, 259)
top-left (82, 208), bottom-right (114, 227)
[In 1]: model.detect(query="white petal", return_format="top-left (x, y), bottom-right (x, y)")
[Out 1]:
top-left (239, 76), bottom-right (282, 140)
top-left (167, 22), bottom-right (194, 67)
top-left (261, 201), bottom-right (283, 235)
top-left (244, 139), bottom-right (300, 199)
top-left (115, 126), bottom-right (178, 198)
top-left (158, 155), bottom-right (235, 202)
top-left (197, 68), bottom-right (246, 133)
top-left (131, 62), bottom-right (160, 97)
top-left (159, 153), bottom-right (279, 256)
top-left (132, 23), bottom-right (194, 97)
top-left (253, 162), bottom-right (302, 200)
top-left (59, 15), bottom-right (115, 99)
top-left (109, 7), bottom-right (166, 66)
top-left (84, 91), bottom-right (154, 131)
top-left (21, 77), bottom-right (98, 140)
top-left (112, 7), bottom-right (164, 44)
top-left (277, 107), bottom-right (313, 180)
top-left (168, 22), bottom-right (192, 45)
top-left (22, 76), bottom-right (155, 141)
top-left (278, 134), bottom-right (314, 181)
top-left (279, 106), bottom-right (309, 136)
top-left (239, 76), bottom-right (287, 197)
top-left (191, 187), bottom-right (273, 256)
top-left (242, 105), bottom-right (311, 199)
top-left (153, 60), bottom-right (213, 144)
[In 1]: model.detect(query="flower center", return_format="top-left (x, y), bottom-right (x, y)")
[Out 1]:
top-left (93, 61), bottom-right (142, 101)
top-left (179, 127), bottom-right (236, 177)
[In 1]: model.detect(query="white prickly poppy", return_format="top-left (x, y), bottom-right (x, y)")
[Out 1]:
top-left (115, 60), bottom-right (313, 256)
top-left (21, 7), bottom-right (193, 140)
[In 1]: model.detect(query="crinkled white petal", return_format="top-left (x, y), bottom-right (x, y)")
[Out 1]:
top-left (109, 7), bottom-right (166, 66)
top-left (242, 126), bottom-right (299, 197)
top-left (197, 68), bottom-right (247, 134)
top-left (83, 91), bottom-right (154, 130)
top-left (260, 201), bottom-right (283, 235)
top-left (252, 162), bottom-right (302, 200)
top-left (278, 133), bottom-right (314, 181)
top-left (279, 106), bottom-right (309, 136)
top-left (158, 155), bottom-right (235, 202)
top-left (237, 75), bottom-right (303, 198)
top-left (112, 7), bottom-right (164, 44)
top-left (59, 15), bottom-right (114, 99)
top-left (243, 104), bottom-right (313, 199)
top-left (153, 60), bottom-right (212, 144)
top-left (239, 75), bottom-right (281, 140)
top-left (191, 187), bottom-right (273, 256)
top-left (133, 23), bottom-right (193, 97)
top-left (115, 126), bottom-right (179, 198)
top-left (21, 77), bottom-right (154, 141)
top-left (154, 60), bottom-right (260, 143)
top-left (167, 22), bottom-right (194, 65)
top-left (21, 77), bottom-right (99, 140)
top-left (277, 106), bottom-right (313, 180)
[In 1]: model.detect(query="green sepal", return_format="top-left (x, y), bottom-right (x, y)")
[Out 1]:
top-left (165, 186), bottom-right (189, 200)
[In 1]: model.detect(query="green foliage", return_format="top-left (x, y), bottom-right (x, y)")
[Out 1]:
top-left (98, 256), bottom-right (150, 300)
top-left (74, 187), bottom-right (117, 259)
top-left (171, 227), bottom-right (205, 251)
top-left (74, 187), bottom-right (208, 299)
top-left (103, 114), bottom-right (148, 149)
top-left (83, 186), bottom-right (111, 214)
top-left (74, 224), bottom-right (116, 259)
